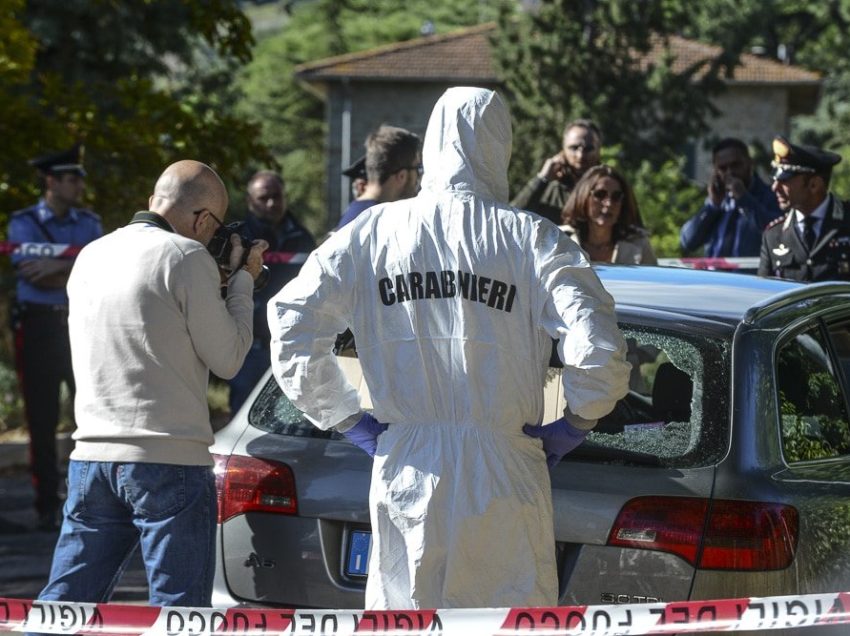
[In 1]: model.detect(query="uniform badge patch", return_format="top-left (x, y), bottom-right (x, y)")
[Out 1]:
top-left (772, 244), bottom-right (790, 256)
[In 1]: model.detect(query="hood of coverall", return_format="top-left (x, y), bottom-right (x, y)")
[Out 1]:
top-left (420, 87), bottom-right (512, 203)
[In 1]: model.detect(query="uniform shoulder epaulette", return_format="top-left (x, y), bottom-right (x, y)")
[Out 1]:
top-left (765, 214), bottom-right (788, 230)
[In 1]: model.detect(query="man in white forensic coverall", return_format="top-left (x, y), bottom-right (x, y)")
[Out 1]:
top-left (269, 87), bottom-right (630, 609)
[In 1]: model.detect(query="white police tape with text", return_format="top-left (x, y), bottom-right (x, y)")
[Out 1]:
top-left (2, 591), bottom-right (850, 635)
top-left (0, 241), bottom-right (307, 265)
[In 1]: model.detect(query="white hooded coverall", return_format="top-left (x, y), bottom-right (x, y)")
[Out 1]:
top-left (269, 87), bottom-right (631, 609)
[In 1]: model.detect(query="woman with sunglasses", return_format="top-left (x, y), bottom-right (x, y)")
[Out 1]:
top-left (560, 165), bottom-right (657, 264)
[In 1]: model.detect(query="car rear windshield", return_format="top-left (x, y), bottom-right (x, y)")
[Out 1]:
top-left (578, 325), bottom-right (730, 469)
top-left (249, 377), bottom-right (344, 441)
top-left (249, 326), bottom-right (730, 467)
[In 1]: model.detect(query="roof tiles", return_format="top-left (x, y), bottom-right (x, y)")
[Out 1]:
top-left (296, 23), bottom-right (820, 85)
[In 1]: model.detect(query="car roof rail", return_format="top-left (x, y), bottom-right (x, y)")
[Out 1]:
top-left (743, 281), bottom-right (850, 325)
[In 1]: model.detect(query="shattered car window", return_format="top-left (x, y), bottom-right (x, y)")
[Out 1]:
top-left (249, 377), bottom-right (342, 440)
top-left (582, 326), bottom-right (730, 468)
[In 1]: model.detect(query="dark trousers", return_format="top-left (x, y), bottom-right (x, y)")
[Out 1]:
top-left (17, 306), bottom-right (75, 515)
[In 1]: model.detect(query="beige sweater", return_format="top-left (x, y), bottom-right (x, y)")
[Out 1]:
top-left (67, 223), bottom-right (254, 466)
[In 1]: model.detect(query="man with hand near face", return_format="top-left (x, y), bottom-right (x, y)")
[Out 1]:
top-left (511, 119), bottom-right (602, 225)
top-left (680, 137), bottom-right (781, 257)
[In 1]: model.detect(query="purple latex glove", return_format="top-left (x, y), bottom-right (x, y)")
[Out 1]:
top-left (342, 412), bottom-right (389, 457)
top-left (522, 417), bottom-right (590, 468)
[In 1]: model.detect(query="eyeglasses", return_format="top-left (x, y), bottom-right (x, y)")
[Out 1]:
top-left (193, 208), bottom-right (225, 227)
top-left (591, 189), bottom-right (624, 203)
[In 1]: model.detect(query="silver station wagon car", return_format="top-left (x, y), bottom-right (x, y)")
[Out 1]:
top-left (211, 266), bottom-right (850, 613)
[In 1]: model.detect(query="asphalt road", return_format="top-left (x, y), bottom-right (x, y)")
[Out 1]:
top-left (0, 463), bottom-right (147, 603)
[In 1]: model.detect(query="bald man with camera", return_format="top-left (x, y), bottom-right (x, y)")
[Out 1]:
top-left (37, 160), bottom-right (267, 608)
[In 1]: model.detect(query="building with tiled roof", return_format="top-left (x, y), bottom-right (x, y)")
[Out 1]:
top-left (296, 23), bottom-right (821, 223)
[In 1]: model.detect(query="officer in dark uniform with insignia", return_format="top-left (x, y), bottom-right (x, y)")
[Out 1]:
top-left (757, 136), bottom-right (850, 282)
top-left (7, 143), bottom-right (103, 530)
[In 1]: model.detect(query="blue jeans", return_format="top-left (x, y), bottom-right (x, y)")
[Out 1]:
top-left (38, 461), bottom-right (216, 607)
top-left (228, 339), bottom-right (270, 414)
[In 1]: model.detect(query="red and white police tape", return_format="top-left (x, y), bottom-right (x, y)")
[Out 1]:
top-left (1, 591), bottom-right (849, 635)
top-left (0, 242), bottom-right (307, 265)
top-left (2, 241), bottom-right (757, 271)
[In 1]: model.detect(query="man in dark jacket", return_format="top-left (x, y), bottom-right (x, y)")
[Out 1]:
top-left (758, 136), bottom-right (849, 282)
top-left (511, 119), bottom-right (602, 225)
top-left (681, 137), bottom-right (782, 257)
top-left (228, 170), bottom-right (316, 412)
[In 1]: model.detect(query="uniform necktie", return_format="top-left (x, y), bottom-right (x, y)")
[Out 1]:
top-left (803, 216), bottom-right (816, 252)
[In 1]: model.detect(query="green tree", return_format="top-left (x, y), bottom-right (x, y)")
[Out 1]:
top-left (688, 0), bottom-right (850, 195)
top-left (0, 0), bottom-right (39, 211)
top-left (492, 0), bottom-right (749, 256)
top-left (1, 0), bottom-right (274, 231)
top-left (236, 0), bottom-right (495, 234)
top-left (493, 0), bottom-right (738, 179)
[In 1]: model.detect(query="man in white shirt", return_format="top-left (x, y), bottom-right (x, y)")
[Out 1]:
top-left (37, 160), bottom-right (267, 607)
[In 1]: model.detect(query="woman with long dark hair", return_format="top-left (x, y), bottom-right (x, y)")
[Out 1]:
top-left (560, 165), bottom-right (656, 264)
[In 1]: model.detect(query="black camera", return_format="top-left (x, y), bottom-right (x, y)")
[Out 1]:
top-left (207, 221), bottom-right (269, 291)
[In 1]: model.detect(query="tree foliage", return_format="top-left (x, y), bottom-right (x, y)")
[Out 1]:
top-left (494, 0), bottom-right (738, 181)
top-left (688, 1), bottom-right (850, 204)
top-left (492, 0), bottom-right (746, 256)
top-left (0, 0), bottom-right (273, 232)
top-left (236, 0), bottom-right (494, 234)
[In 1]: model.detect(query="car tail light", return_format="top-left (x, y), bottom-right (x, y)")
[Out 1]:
top-left (607, 496), bottom-right (798, 571)
top-left (213, 453), bottom-right (298, 523)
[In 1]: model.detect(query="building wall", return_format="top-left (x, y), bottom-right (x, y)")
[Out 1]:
top-left (692, 85), bottom-right (790, 186)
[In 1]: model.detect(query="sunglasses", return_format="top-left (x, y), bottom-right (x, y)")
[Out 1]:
top-left (591, 189), bottom-right (624, 203)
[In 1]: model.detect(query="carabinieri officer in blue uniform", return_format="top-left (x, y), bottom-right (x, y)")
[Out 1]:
top-left (7, 143), bottom-right (102, 530)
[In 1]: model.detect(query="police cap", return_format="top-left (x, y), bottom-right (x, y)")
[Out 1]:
top-left (771, 135), bottom-right (841, 182)
top-left (29, 143), bottom-right (87, 177)
top-left (342, 155), bottom-right (366, 180)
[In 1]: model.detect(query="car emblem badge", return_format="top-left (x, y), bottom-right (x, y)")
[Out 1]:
top-left (772, 244), bottom-right (790, 256)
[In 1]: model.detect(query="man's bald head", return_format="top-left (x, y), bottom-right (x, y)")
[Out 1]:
top-left (149, 160), bottom-right (228, 243)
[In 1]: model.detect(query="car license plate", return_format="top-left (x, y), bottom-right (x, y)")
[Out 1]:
top-left (345, 529), bottom-right (372, 577)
